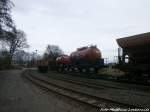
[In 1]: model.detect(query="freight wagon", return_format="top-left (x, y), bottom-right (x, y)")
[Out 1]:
top-left (116, 32), bottom-right (150, 80)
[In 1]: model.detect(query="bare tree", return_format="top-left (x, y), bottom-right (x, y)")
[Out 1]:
top-left (0, 0), bottom-right (14, 38)
top-left (44, 45), bottom-right (63, 60)
top-left (5, 29), bottom-right (29, 63)
top-left (43, 45), bottom-right (63, 70)
top-left (0, 0), bottom-right (28, 68)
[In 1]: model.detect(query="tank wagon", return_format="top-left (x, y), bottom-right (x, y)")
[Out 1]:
top-left (56, 55), bottom-right (71, 71)
top-left (116, 32), bottom-right (150, 79)
top-left (70, 45), bottom-right (104, 73)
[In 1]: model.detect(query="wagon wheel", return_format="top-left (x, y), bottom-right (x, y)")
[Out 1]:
top-left (69, 68), bottom-right (73, 72)
top-left (89, 67), bottom-right (97, 74)
top-left (81, 68), bottom-right (89, 74)
top-left (58, 68), bottom-right (62, 72)
top-left (91, 68), bottom-right (98, 74)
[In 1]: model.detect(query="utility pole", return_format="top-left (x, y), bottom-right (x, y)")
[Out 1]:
top-left (35, 50), bottom-right (38, 55)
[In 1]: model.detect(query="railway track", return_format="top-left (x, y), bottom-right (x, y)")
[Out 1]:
top-left (23, 69), bottom-right (144, 110)
top-left (59, 70), bottom-right (150, 87)
top-left (44, 71), bottom-right (150, 97)
top-left (64, 71), bottom-right (150, 87)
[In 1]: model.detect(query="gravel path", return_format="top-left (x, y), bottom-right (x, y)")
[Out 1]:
top-left (0, 70), bottom-right (98, 112)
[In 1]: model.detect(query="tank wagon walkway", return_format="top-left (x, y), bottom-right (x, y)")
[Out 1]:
top-left (0, 70), bottom-right (97, 112)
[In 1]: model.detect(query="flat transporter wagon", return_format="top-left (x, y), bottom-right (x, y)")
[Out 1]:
top-left (116, 32), bottom-right (150, 80)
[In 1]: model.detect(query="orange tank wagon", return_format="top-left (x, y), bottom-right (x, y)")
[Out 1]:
top-left (69, 45), bottom-right (104, 73)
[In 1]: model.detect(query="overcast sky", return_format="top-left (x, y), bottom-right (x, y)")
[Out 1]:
top-left (12, 0), bottom-right (150, 61)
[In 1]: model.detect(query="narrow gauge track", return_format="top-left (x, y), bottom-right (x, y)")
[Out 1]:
top-left (24, 70), bottom-right (143, 109)
top-left (44, 71), bottom-right (150, 97)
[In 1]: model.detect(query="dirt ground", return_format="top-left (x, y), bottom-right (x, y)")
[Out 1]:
top-left (0, 70), bottom-right (98, 112)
